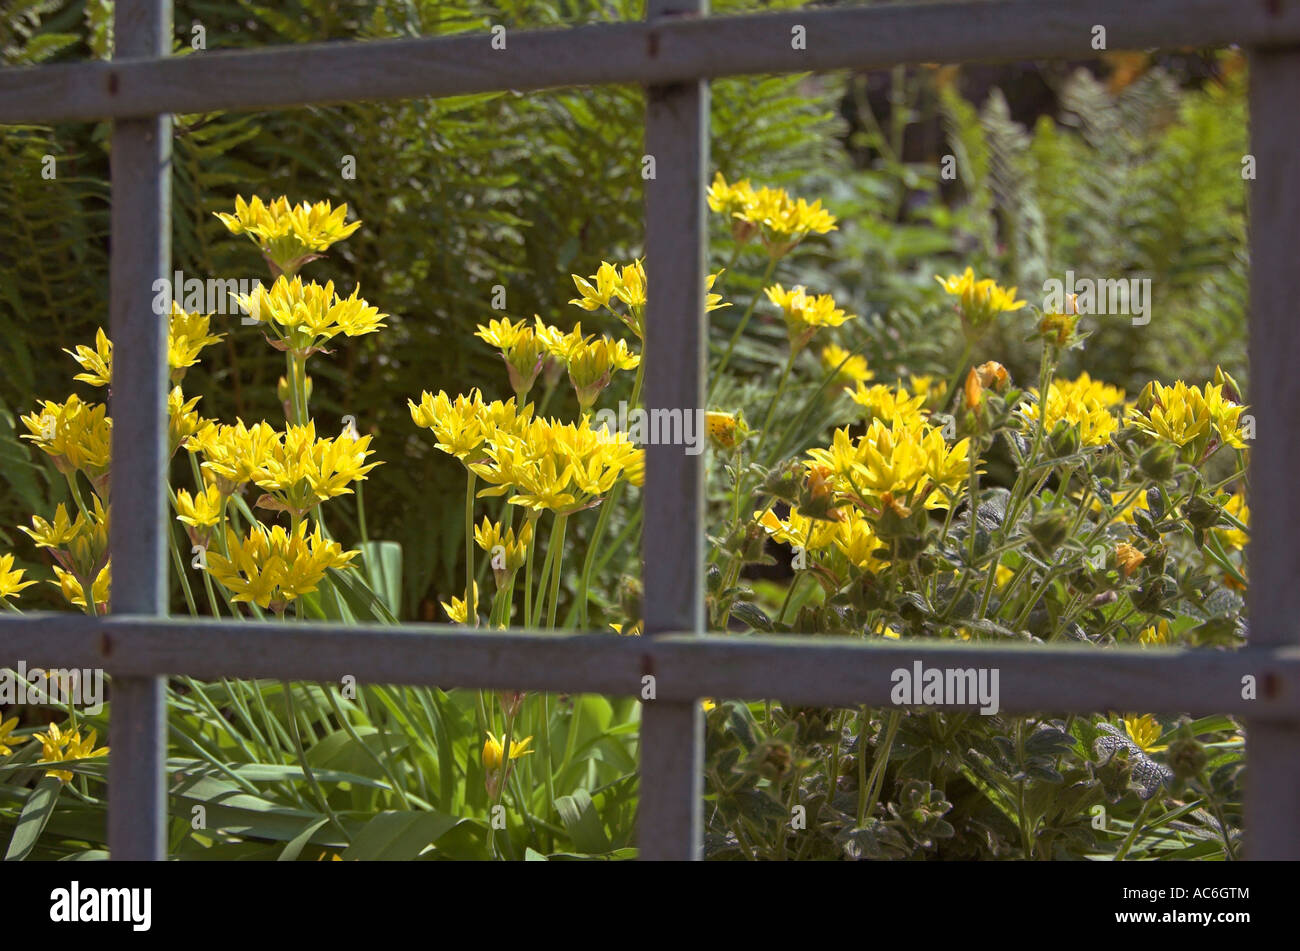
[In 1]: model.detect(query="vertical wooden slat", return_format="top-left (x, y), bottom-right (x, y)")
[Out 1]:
top-left (1244, 47), bottom-right (1300, 861)
top-left (638, 0), bottom-right (709, 861)
top-left (107, 0), bottom-right (172, 861)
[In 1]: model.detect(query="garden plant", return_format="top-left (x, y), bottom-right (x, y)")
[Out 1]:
top-left (0, 176), bottom-right (1250, 859)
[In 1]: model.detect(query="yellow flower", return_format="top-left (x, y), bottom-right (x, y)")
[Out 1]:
top-left (409, 389), bottom-right (532, 464)
top-left (1139, 619), bottom-right (1172, 647)
top-left (216, 195), bottom-right (361, 273)
top-left (63, 308), bottom-right (226, 393)
top-left (1202, 381), bottom-right (1248, 450)
top-left (935, 268), bottom-right (1026, 335)
top-left (50, 564), bottom-right (111, 613)
top-left (33, 722), bottom-right (108, 783)
top-left (470, 415), bottom-right (641, 514)
top-left (167, 304), bottom-right (225, 383)
top-left (701, 698), bottom-right (717, 712)
top-left (546, 330), bottom-right (639, 411)
top-left (441, 583), bottom-right (480, 624)
top-left (1052, 372), bottom-right (1126, 409)
top-left (21, 395), bottom-right (112, 478)
top-left (873, 623), bottom-right (901, 639)
top-left (169, 386), bottom-right (205, 456)
top-left (833, 514), bottom-right (888, 571)
top-left (248, 421), bottom-right (382, 517)
top-left (20, 503), bottom-right (82, 550)
top-left (742, 182), bottom-right (838, 256)
top-left (755, 506), bottom-right (842, 552)
top-left (476, 318), bottom-right (549, 397)
top-left (806, 420), bottom-right (970, 512)
top-left (0, 716), bottom-right (29, 756)
top-left (187, 419), bottom-right (281, 490)
top-left (1128, 380), bottom-right (1212, 449)
top-left (765, 284), bottom-right (857, 352)
top-left (820, 344), bottom-right (873, 388)
top-left (175, 484), bottom-right (224, 529)
top-left (0, 554), bottom-right (37, 601)
top-left (234, 276), bottom-right (386, 356)
top-left (1020, 380), bottom-right (1119, 447)
top-left (851, 382), bottom-right (928, 428)
top-left (204, 521), bottom-right (356, 609)
top-left (706, 172), bottom-right (756, 219)
top-left (1122, 714), bottom-right (1167, 753)
top-left (64, 328), bottom-right (113, 388)
top-left (475, 518), bottom-right (533, 578)
top-left (482, 731), bottom-right (534, 771)
top-left (22, 497), bottom-right (110, 590)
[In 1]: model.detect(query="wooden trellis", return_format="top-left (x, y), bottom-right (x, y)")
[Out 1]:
top-left (1, 0), bottom-right (1298, 860)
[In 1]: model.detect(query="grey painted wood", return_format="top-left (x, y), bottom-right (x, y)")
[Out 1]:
top-left (4, 0), bottom-right (1300, 123)
top-left (638, 0), bottom-right (709, 862)
top-left (3, 615), bottom-right (1297, 717)
top-left (106, 0), bottom-right (171, 862)
top-left (1245, 47), bottom-right (1300, 860)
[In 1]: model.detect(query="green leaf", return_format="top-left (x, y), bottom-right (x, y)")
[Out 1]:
top-left (5, 775), bottom-right (62, 860)
top-left (554, 789), bottom-right (611, 855)
top-left (360, 541), bottom-right (403, 617)
top-left (342, 810), bottom-right (460, 861)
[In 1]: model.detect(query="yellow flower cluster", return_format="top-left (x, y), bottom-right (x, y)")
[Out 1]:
top-left (568, 259), bottom-right (728, 341)
top-left (757, 506), bottom-right (887, 572)
top-left (1129, 378), bottom-right (1247, 452)
top-left (216, 195), bottom-right (361, 274)
top-left (409, 389), bottom-right (533, 463)
top-left (539, 321), bottom-right (640, 412)
top-left (234, 276), bottom-right (386, 358)
top-left (471, 415), bottom-right (644, 515)
top-left (476, 318), bottom-right (551, 399)
top-left (21, 395), bottom-right (111, 479)
top-left (707, 172), bottom-right (838, 255)
top-left (63, 305), bottom-right (225, 389)
top-left (805, 414), bottom-right (972, 512)
top-left (765, 283), bottom-right (857, 353)
top-left (851, 382), bottom-right (929, 428)
top-left (204, 521), bottom-right (357, 609)
top-left (935, 267), bottom-right (1027, 335)
top-left (1020, 377), bottom-right (1120, 448)
top-left (33, 722), bottom-right (108, 783)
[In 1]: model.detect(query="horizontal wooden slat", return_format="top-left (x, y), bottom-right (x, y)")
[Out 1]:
top-left (1, 0), bottom-right (1297, 123)
top-left (0, 613), bottom-right (1296, 718)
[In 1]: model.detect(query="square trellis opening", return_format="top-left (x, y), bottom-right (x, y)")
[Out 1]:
top-left (1, 0), bottom-right (1299, 860)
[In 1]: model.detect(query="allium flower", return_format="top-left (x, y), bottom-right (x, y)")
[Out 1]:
top-left (204, 521), bottom-right (357, 610)
top-left (0, 555), bottom-right (36, 601)
top-left (216, 195), bottom-right (361, 274)
top-left (0, 716), bottom-right (29, 756)
top-left (33, 722), bottom-right (108, 783)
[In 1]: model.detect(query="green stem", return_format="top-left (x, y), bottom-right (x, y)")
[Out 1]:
top-left (465, 471), bottom-right (478, 626)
